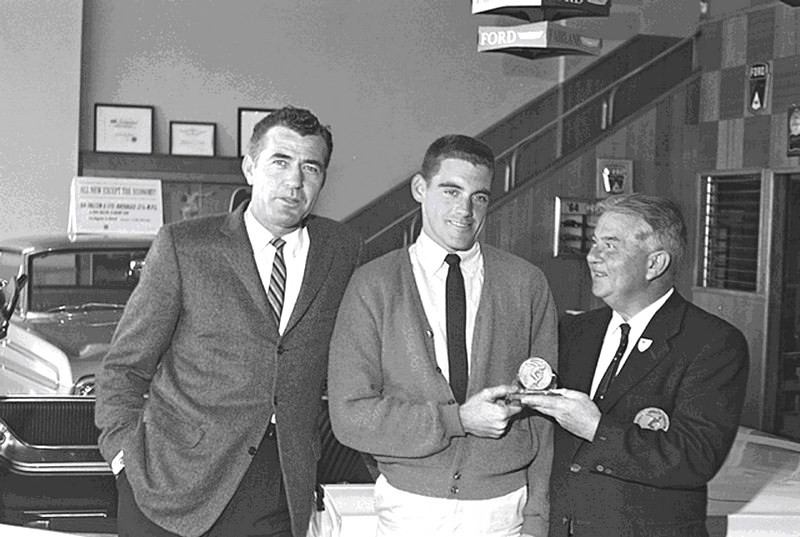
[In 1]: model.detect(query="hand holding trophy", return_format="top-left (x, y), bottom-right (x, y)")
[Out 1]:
top-left (506, 357), bottom-right (558, 402)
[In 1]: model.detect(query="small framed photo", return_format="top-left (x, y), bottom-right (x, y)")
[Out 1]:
top-left (169, 121), bottom-right (216, 157)
top-left (596, 158), bottom-right (634, 199)
top-left (94, 103), bottom-right (154, 154)
top-left (238, 107), bottom-right (274, 157)
top-left (788, 105), bottom-right (800, 157)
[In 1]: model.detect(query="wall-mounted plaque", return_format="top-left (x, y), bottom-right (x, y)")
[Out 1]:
top-left (596, 158), bottom-right (633, 199)
top-left (94, 104), bottom-right (154, 154)
top-left (238, 107), bottom-right (275, 157)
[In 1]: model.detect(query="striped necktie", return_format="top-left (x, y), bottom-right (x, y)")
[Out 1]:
top-left (267, 237), bottom-right (286, 327)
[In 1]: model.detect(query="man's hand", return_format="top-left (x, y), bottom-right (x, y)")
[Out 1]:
top-left (459, 385), bottom-right (522, 438)
top-left (517, 388), bottom-right (600, 441)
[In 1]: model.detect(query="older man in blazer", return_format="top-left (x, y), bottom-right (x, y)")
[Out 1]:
top-left (520, 193), bottom-right (748, 537)
top-left (95, 107), bottom-right (361, 537)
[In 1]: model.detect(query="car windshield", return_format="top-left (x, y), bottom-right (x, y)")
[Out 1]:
top-left (28, 249), bottom-right (149, 313)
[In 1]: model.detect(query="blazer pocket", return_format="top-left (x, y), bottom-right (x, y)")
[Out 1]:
top-left (143, 402), bottom-right (205, 449)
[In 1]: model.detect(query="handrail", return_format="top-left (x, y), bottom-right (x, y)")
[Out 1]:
top-left (360, 33), bottom-right (698, 249)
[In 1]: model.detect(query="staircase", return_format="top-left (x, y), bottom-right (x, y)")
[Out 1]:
top-left (345, 33), bottom-right (698, 265)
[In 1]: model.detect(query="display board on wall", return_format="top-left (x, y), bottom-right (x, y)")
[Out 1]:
top-left (553, 196), bottom-right (599, 257)
top-left (68, 176), bottom-right (163, 235)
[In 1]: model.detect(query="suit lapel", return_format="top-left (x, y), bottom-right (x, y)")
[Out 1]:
top-left (569, 309), bottom-right (611, 394)
top-left (283, 217), bottom-right (334, 335)
top-left (219, 206), bottom-right (276, 329)
top-left (597, 292), bottom-right (686, 411)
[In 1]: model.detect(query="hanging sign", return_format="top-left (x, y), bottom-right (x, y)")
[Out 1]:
top-left (748, 62), bottom-right (770, 114)
top-left (472, 0), bottom-right (610, 21)
top-left (68, 177), bottom-right (163, 235)
top-left (478, 21), bottom-right (602, 59)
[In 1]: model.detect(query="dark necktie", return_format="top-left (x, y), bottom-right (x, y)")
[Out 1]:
top-left (267, 237), bottom-right (286, 327)
top-left (594, 323), bottom-right (631, 402)
top-left (445, 254), bottom-right (468, 404)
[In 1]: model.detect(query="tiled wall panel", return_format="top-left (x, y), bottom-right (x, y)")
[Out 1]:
top-left (700, 71), bottom-right (720, 122)
top-left (719, 66), bottom-right (746, 120)
top-left (698, 121), bottom-right (719, 171)
top-left (774, 5), bottom-right (800, 59)
top-left (697, 20), bottom-right (722, 72)
top-left (722, 15), bottom-right (748, 68)
top-left (771, 56), bottom-right (800, 112)
top-left (747, 7), bottom-right (776, 63)
top-left (742, 114), bottom-right (772, 169)
top-left (717, 118), bottom-right (744, 170)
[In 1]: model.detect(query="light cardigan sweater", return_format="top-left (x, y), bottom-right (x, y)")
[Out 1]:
top-left (328, 243), bottom-right (558, 536)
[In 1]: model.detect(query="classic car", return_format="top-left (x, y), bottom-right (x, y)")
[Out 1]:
top-left (0, 234), bottom-right (151, 396)
top-left (0, 233), bottom-right (371, 534)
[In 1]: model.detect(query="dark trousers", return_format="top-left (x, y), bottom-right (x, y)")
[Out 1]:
top-left (116, 423), bottom-right (292, 537)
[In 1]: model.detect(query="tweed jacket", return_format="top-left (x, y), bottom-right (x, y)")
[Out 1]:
top-left (95, 205), bottom-right (361, 537)
top-left (549, 291), bottom-right (749, 537)
top-left (328, 243), bottom-right (558, 536)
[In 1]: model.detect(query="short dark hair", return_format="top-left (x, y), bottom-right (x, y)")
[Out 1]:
top-left (596, 193), bottom-right (688, 269)
top-left (248, 106), bottom-right (333, 168)
top-left (420, 134), bottom-right (495, 181)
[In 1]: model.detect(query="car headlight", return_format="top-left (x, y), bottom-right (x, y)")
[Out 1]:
top-left (71, 375), bottom-right (95, 396)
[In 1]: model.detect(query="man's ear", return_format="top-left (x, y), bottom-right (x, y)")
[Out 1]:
top-left (645, 250), bottom-right (671, 281)
top-left (241, 154), bottom-right (255, 186)
top-left (410, 173), bottom-right (426, 203)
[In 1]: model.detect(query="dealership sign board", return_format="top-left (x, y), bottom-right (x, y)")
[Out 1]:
top-left (472, 0), bottom-right (610, 21)
top-left (478, 21), bottom-right (602, 58)
top-left (68, 177), bottom-right (163, 235)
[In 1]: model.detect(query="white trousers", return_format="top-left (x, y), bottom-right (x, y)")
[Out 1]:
top-left (373, 474), bottom-right (526, 537)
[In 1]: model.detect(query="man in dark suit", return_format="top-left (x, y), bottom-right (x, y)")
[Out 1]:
top-left (520, 193), bottom-right (748, 537)
top-left (95, 106), bottom-right (361, 537)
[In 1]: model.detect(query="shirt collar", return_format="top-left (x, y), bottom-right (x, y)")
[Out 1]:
top-left (244, 207), bottom-right (306, 257)
top-left (610, 287), bottom-right (674, 335)
top-left (414, 230), bottom-right (481, 277)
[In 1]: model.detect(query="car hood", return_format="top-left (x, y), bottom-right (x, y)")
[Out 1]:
top-left (16, 311), bottom-right (121, 379)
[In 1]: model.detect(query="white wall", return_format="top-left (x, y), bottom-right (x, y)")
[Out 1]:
top-left (0, 0), bottom-right (83, 241)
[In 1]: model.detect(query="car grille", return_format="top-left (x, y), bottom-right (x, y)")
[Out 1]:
top-left (0, 397), bottom-right (99, 446)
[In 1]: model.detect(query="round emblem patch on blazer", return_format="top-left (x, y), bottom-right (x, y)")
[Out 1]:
top-left (634, 407), bottom-right (670, 432)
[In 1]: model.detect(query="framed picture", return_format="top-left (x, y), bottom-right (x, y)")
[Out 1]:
top-left (596, 158), bottom-right (634, 199)
top-left (238, 107), bottom-right (274, 157)
top-left (94, 103), bottom-right (154, 154)
top-left (169, 121), bottom-right (216, 157)
top-left (788, 105), bottom-right (800, 157)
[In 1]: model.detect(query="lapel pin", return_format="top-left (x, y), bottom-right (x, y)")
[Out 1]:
top-left (637, 338), bottom-right (652, 352)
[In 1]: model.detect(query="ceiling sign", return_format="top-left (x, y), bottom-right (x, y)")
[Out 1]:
top-left (472, 0), bottom-right (611, 22)
top-left (478, 21), bottom-right (602, 59)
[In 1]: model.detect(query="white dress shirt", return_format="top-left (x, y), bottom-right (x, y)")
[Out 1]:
top-left (244, 208), bottom-right (310, 335)
top-left (409, 231), bottom-right (484, 381)
top-left (589, 288), bottom-right (674, 399)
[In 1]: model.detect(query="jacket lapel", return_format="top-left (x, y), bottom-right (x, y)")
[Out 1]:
top-left (569, 308), bottom-right (611, 394)
top-left (219, 205), bottom-right (276, 329)
top-left (283, 217), bottom-right (334, 335)
top-left (596, 292), bottom-right (686, 412)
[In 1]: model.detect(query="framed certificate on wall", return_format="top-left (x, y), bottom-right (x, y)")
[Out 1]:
top-left (169, 121), bottom-right (216, 156)
top-left (94, 103), bottom-right (154, 154)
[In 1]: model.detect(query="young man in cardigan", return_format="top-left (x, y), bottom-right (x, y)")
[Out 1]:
top-left (328, 134), bottom-right (558, 537)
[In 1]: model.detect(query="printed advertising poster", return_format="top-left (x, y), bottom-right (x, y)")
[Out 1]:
top-left (68, 177), bottom-right (163, 235)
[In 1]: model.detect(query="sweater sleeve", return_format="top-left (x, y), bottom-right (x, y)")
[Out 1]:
top-left (328, 268), bottom-right (466, 459)
top-left (522, 269), bottom-right (558, 536)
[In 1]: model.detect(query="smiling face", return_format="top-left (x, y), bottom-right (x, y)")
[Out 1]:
top-left (587, 211), bottom-right (666, 319)
top-left (241, 125), bottom-right (328, 237)
top-left (411, 158), bottom-right (492, 252)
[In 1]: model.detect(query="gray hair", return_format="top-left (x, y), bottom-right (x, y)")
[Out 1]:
top-left (596, 193), bottom-right (688, 270)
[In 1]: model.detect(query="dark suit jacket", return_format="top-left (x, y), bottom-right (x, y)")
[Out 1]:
top-left (95, 205), bottom-right (361, 537)
top-left (550, 291), bottom-right (748, 537)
